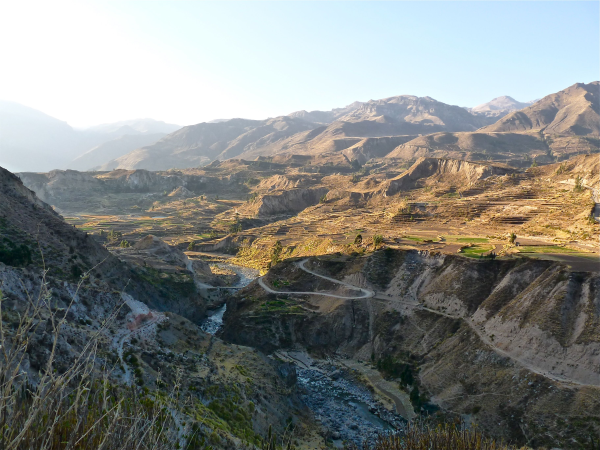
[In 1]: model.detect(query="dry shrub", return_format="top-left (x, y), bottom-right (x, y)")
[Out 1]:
top-left (0, 267), bottom-right (180, 450)
top-left (347, 422), bottom-right (516, 450)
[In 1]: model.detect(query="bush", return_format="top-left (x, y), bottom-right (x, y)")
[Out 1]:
top-left (373, 235), bottom-right (384, 248)
top-left (0, 239), bottom-right (31, 267)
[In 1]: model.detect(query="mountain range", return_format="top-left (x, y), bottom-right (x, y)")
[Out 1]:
top-left (1, 81), bottom-right (598, 173)
top-left (0, 100), bottom-right (180, 172)
top-left (104, 81), bottom-right (597, 171)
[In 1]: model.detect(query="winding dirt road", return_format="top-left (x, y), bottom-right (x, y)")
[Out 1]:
top-left (258, 258), bottom-right (599, 389)
top-left (258, 259), bottom-right (374, 299)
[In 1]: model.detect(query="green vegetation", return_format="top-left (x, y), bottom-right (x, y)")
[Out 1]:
top-left (259, 297), bottom-right (302, 314)
top-left (455, 237), bottom-right (489, 243)
top-left (459, 245), bottom-right (494, 258)
top-left (271, 240), bottom-right (283, 266)
top-left (354, 234), bottom-right (363, 245)
top-left (574, 175), bottom-right (585, 192)
top-left (376, 355), bottom-right (414, 387)
top-left (136, 266), bottom-right (196, 299)
top-left (0, 238), bottom-right (32, 267)
top-left (517, 245), bottom-right (579, 254)
top-left (229, 212), bottom-right (243, 234)
top-left (373, 234), bottom-right (384, 248)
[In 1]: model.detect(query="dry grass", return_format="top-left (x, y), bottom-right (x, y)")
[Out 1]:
top-left (0, 265), bottom-right (180, 450)
top-left (347, 423), bottom-right (517, 450)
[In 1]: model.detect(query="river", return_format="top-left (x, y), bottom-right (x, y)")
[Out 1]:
top-left (199, 262), bottom-right (404, 446)
top-left (200, 262), bottom-right (259, 335)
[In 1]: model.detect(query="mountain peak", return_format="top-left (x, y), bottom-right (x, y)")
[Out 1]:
top-left (472, 96), bottom-right (531, 112)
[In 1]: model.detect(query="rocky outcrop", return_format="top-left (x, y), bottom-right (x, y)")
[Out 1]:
top-left (17, 168), bottom-right (221, 206)
top-left (377, 157), bottom-right (515, 197)
top-left (168, 186), bottom-right (194, 198)
top-left (254, 187), bottom-right (329, 216)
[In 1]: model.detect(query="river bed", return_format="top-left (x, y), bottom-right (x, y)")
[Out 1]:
top-left (277, 352), bottom-right (405, 447)
top-left (200, 264), bottom-right (404, 446)
top-left (200, 262), bottom-right (259, 335)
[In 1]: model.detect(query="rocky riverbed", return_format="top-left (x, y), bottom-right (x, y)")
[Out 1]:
top-left (275, 352), bottom-right (405, 447)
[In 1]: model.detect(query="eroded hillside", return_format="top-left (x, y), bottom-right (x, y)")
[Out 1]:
top-left (221, 250), bottom-right (600, 447)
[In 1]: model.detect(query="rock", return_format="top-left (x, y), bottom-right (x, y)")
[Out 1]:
top-left (278, 363), bottom-right (298, 387)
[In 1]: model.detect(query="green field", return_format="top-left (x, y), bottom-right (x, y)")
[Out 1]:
top-left (455, 237), bottom-right (489, 243)
top-left (460, 245), bottom-right (494, 258)
top-left (518, 246), bottom-right (579, 254)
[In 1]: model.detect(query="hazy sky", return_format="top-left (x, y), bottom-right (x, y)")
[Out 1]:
top-left (0, 1), bottom-right (598, 128)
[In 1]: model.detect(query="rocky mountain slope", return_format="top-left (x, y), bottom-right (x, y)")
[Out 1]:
top-left (0, 163), bottom-right (317, 449)
top-left (0, 165), bottom-right (210, 321)
top-left (480, 82), bottom-right (599, 136)
top-left (377, 157), bottom-right (515, 197)
top-left (102, 94), bottom-right (507, 171)
top-left (386, 82), bottom-right (600, 165)
top-left (89, 82), bottom-right (599, 172)
top-left (469, 95), bottom-right (533, 118)
top-left (221, 251), bottom-right (600, 448)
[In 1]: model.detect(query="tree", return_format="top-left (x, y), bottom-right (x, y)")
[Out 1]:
top-left (508, 232), bottom-right (517, 244)
top-left (271, 240), bottom-right (283, 266)
top-left (410, 385), bottom-right (422, 411)
top-left (229, 212), bottom-right (242, 234)
top-left (574, 175), bottom-right (585, 192)
top-left (354, 234), bottom-right (363, 245)
top-left (187, 240), bottom-right (195, 251)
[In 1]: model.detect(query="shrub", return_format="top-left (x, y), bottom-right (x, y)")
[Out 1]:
top-left (0, 239), bottom-right (31, 267)
top-left (373, 235), bottom-right (384, 248)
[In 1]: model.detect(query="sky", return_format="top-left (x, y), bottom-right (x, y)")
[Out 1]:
top-left (0, 1), bottom-right (598, 128)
